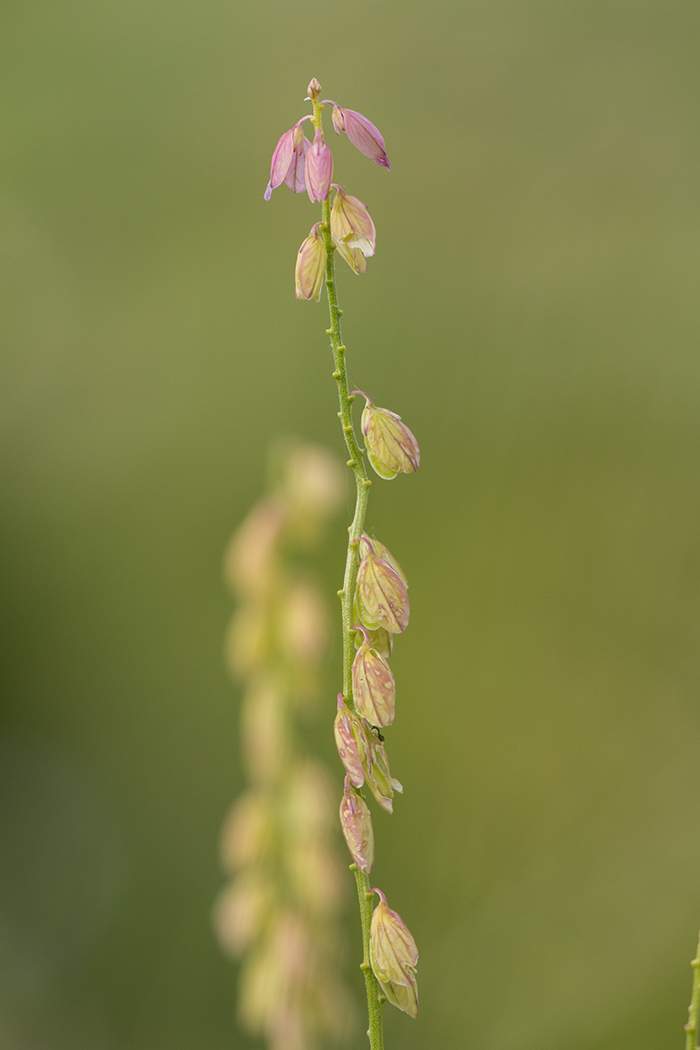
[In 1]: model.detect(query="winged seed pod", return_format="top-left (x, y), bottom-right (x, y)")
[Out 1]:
top-left (339, 777), bottom-right (375, 873)
top-left (369, 889), bottom-right (419, 1019)
top-left (295, 223), bottom-right (327, 301)
top-left (333, 695), bottom-right (369, 788)
top-left (351, 624), bottom-right (395, 727)
top-left (358, 533), bottom-right (408, 589)
top-left (330, 186), bottom-right (376, 275)
top-left (355, 391), bottom-right (420, 480)
top-left (356, 544), bottom-right (410, 634)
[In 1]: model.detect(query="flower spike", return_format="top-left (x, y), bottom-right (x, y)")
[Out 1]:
top-left (327, 104), bottom-right (391, 171)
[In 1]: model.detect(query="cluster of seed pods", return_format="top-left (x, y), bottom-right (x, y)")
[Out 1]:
top-left (333, 419), bottom-right (421, 1018)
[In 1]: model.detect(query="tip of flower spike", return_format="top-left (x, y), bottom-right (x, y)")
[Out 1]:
top-left (306, 78), bottom-right (322, 100)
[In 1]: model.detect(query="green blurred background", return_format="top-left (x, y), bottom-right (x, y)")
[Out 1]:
top-left (2, 0), bottom-right (700, 1047)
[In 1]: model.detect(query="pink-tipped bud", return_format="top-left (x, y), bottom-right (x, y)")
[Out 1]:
top-left (306, 77), bottom-right (322, 100)
top-left (352, 626), bottom-right (395, 727)
top-left (334, 695), bottom-right (368, 788)
top-left (339, 777), bottom-right (374, 872)
top-left (331, 106), bottom-right (391, 171)
top-left (305, 130), bottom-right (333, 202)
top-left (330, 187), bottom-right (376, 275)
top-left (369, 889), bottom-right (419, 1018)
top-left (264, 123), bottom-right (309, 200)
top-left (295, 223), bottom-right (327, 301)
top-left (356, 392), bottom-right (420, 480)
top-left (364, 729), bottom-right (402, 813)
top-left (356, 544), bottom-right (410, 634)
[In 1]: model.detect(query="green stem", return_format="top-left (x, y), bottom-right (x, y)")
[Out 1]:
top-left (353, 866), bottom-right (386, 1050)
top-left (686, 932), bottom-right (700, 1050)
top-left (311, 94), bottom-right (384, 1050)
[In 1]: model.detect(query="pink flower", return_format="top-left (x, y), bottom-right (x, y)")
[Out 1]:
top-left (264, 121), bottom-right (309, 201)
top-left (305, 129), bottom-right (333, 202)
top-left (329, 105), bottom-right (391, 171)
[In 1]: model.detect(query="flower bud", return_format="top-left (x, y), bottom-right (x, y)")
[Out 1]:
top-left (364, 728), bottom-right (402, 814)
top-left (330, 106), bottom-right (391, 170)
top-left (356, 544), bottom-right (410, 634)
top-left (351, 625), bottom-right (395, 727)
top-left (369, 889), bottom-right (419, 1018)
top-left (306, 77), bottom-right (322, 100)
top-left (295, 223), bottom-right (326, 301)
top-left (333, 695), bottom-right (368, 788)
top-left (356, 392), bottom-right (420, 480)
top-left (305, 130), bottom-right (333, 202)
top-left (330, 187), bottom-right (376, 275)
top-left (339, 777), bottom-right (374, 873)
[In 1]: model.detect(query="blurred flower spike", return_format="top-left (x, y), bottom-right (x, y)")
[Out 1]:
top-left (339, 777), bottom-right (375, 873)
top-left (328, 104), bottom-right (391, 170)
top-left (355, 391), bottom-right (420, 480)
top-left (306, 129), bottom-right (334, 202)
top-left (351, 624), bottom-right (396, 727)
top-left (295, 223), bottom-right (327, 301)
top-left (334, 695), bottom-right (368, 788)
top-left (356, 539), bottom-right (410, 634)
top-left (264, 121), bottom-right (310, 200)
top-left (369, 889), bottom-right (419, 1018)
top-left (330, 187), bottom-right (376, 274)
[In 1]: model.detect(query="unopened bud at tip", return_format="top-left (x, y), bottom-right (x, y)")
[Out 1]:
top-left (307, 78), bottom-right (322, 100)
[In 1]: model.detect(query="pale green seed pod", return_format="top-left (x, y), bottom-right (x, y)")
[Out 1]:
top-left (334, 695), bottom-right (369, 788)
top-left (295, 222), bottom-right (327, 301)
top-left (359, 533), bottom-right (408, 588)
top-left (339, 777), bottom-right (375, 873)
top-left (355, 392), bottom-right (420, 480)
top-left (356, 546), bottom-right (410, 634)
top-left (369, 889), bottom-right (419, 1019)
top-left (351, 626), bottom-right (395, 727)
